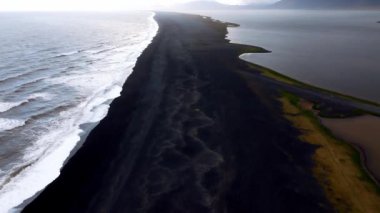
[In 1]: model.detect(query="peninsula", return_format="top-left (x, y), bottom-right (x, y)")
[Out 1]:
top-left (23, 12), bottom-right (380, 213)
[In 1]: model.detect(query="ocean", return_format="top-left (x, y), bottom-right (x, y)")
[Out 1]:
top-left (199, 10), bottom-right (380, 103)
top-left (0, 11), bottom-right (157, 212)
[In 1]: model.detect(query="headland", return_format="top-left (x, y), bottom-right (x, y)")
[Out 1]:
top-left (23, 12), bottom-right (380, 213)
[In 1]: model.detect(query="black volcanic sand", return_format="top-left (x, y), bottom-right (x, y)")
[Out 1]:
top-left (23, 13), bottom-right (333, 213)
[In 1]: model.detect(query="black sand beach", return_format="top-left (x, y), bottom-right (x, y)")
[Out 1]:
top-left (23, 12), bottom-right (333, 212)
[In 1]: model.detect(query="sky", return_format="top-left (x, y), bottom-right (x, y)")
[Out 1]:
top-left (0, 0), bottom-right (278, 11)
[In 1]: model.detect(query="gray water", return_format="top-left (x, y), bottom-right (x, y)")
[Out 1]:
top-left (0, 12), bottom-right (157, 211)
top-left (200, 10), bottom-right (380, 103)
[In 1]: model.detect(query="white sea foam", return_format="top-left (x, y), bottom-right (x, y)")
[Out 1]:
top-left (0, 102), bottom-right (25, 113)
top-left (0, 118), bottom-right (26, 132)
top-left (0, 12), bottom-right (159, 212)
top-left (54, 50), bottom-right (80, 58)
top-left (27, 93), bottom-right (53, 101)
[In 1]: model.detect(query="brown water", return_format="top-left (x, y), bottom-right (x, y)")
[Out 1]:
top-left (322, 115), bottom-right (380, 181)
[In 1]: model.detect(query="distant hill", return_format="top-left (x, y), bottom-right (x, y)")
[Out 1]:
top-left (170, 0), bottom-right (268, 11)
top-left (273, 0), bottom-right (380, 9)
top-left (172, 1), bottom-right (233, 10)
top-left (169, 0), bottom-right (380, 10)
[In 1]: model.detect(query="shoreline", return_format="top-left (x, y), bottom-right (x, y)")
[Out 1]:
top-left (230, 25), bottom-right (380, 209)
top-left (23, 12), bottom-right (380, 212)
top-left (223, 21), bottom-right (380, 186)
top-left (238, 56), bottom-right (380, 113)
top-left (322, 115), bottom-right (380, 183)
top-left (235, 50), bottom-right (380, 184)
top-left (23, 12), bottom-right (331, 212)
top-left (215, 13), bottom-right (380, 210)
top-left (230, 38), bottom-right (380, 185)
top-left (0, 12), bottom-right (159, 213)
top-left (276, 93), bottom-right (380, 212)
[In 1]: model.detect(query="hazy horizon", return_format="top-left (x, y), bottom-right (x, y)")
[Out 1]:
top-left (0, 0), bottom-right (278, 11)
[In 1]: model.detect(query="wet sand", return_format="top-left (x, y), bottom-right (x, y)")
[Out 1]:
top-left (322, 115), bottom-right (380, 181)
top-left (23, 12), bottom-right (332, 213)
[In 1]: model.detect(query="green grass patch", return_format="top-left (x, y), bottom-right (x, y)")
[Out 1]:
top-left (282, 91), bottom-right (380, 194)
top-left (247, 63), bottom-right (380, 109)
top-left (281, 91), bottom-right (300, 106)
top-left (238, 46), bottom-right (269, 55)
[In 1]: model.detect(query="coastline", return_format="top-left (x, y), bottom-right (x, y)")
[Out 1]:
top-left (231, 38), bottom-right (380, 184)
top-left (229, 23), bottom-right (380, 210)
top-left (0, 12), bottom-right (159, 213)
top-left (322, 115), bottom-right (380, 182)
top-left (23, 12), bottom-right (331, 212)
top-left (277, 93), bottom-right (380, 212)
top-left (23, 12), bottom-right (380, 212)
top-left (223, 18), bottom-right (380, 184)
top-left (234, 50), bottom-right (380, 171)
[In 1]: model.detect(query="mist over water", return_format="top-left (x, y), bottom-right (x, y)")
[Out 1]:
top-left (0, 11), bottom-right (157, 211)
top-left (200, 10), bottom-right (380, 103)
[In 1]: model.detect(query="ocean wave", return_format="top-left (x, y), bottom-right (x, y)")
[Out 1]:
top-left (0, 102), bottom-right (25, 114)
top-left (0, 118), bottom-right (26, 132)
top-left (52, 50), bottom-right (82, 58)
top-left (0, 68), bottom-right (50, 87)
top-left (27, 93), bottom-right (53, 101)
top-left (0, 71), bottom-right (59, 95)
top-left (83, 46), bottom-right (118, 55)
top-left (0, 11), bottom-right (159, 212)
top-left (0, 93), bottom-right (53, 114)
top-left (0, 85), bottom-right (122, 211)
top-left (0, 68), bottom-right (49, 84)
top-left (10, 79), bottom-right (48, 95)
